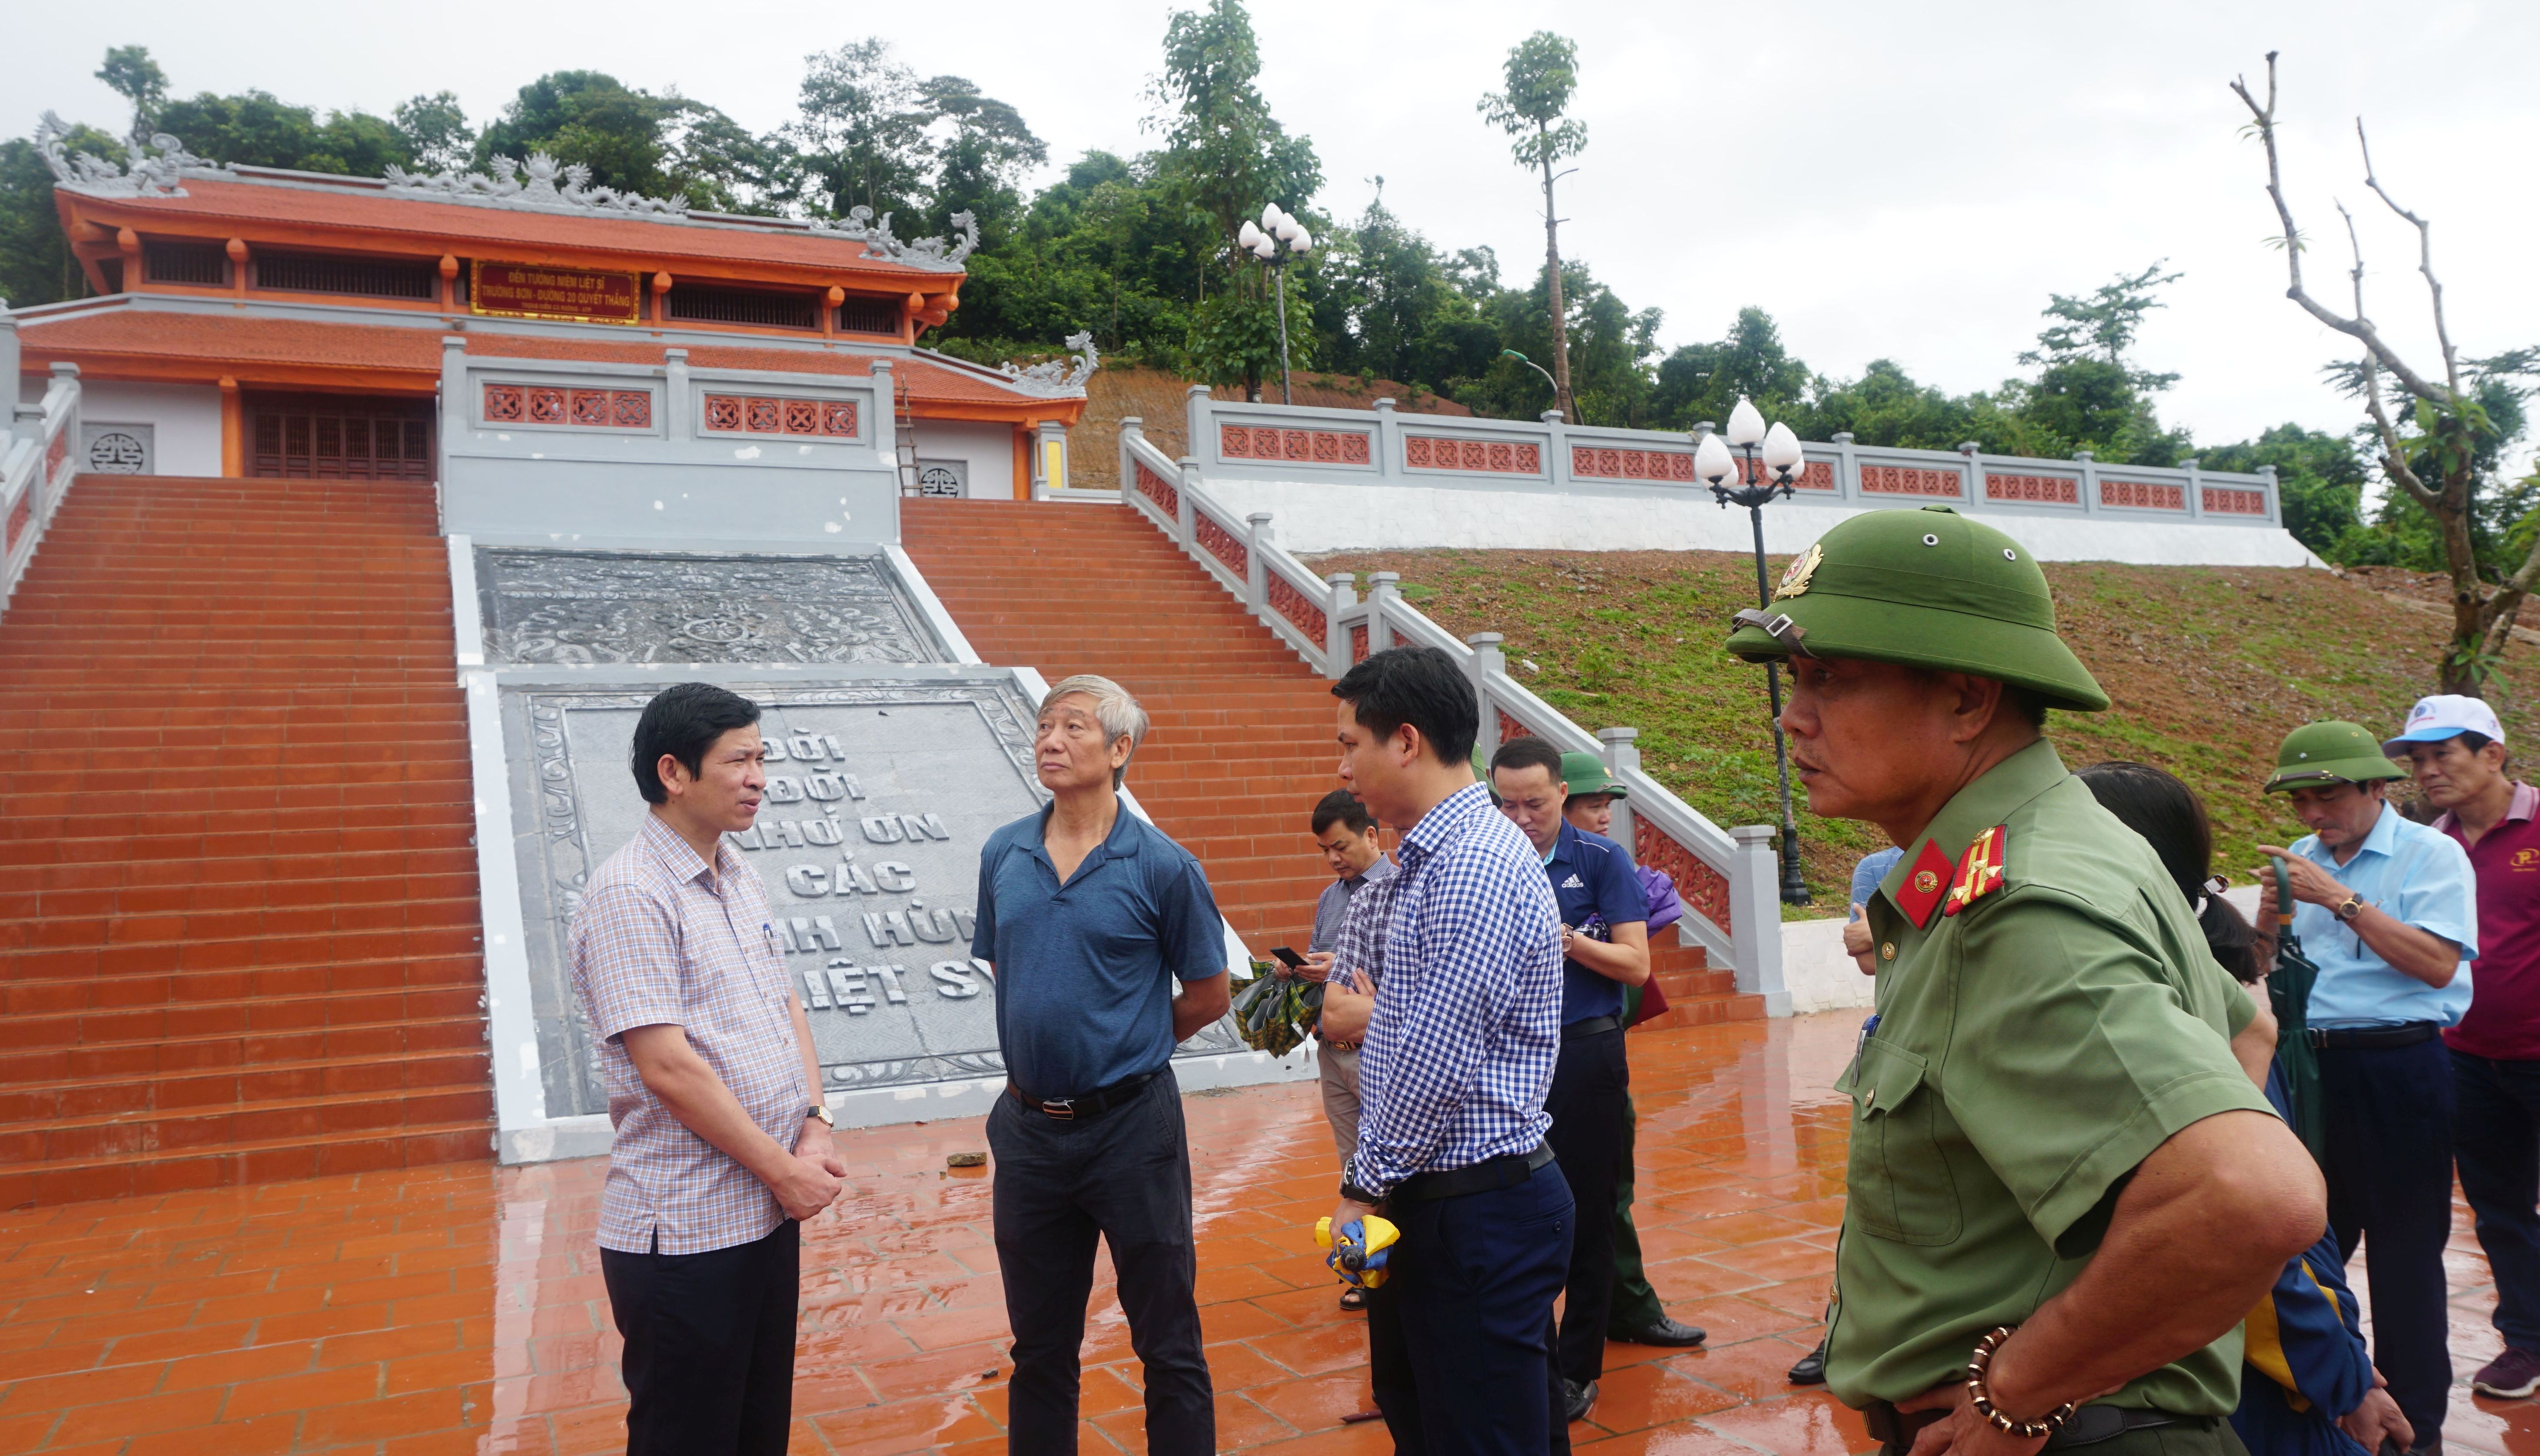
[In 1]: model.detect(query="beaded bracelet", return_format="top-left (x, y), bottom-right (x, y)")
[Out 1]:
top-left (1964, 1326), bottom-right (2076, 1439)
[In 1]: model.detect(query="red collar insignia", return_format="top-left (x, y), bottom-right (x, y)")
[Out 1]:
top-left (1943, 825), bottom-right (2009, 918)
top-left (1894, 838), bottom-right (1958, 928)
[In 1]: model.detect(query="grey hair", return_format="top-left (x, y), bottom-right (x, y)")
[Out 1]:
top-left (1041, 674), bottom-right (1149, 788)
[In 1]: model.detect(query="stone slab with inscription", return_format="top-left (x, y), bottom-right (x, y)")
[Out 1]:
top-left (475, 547), bottom-right (943, 666)
top-left (501, 675), bottom-right (1244, 1121)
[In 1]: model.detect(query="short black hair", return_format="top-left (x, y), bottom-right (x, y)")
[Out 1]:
top-left (1331, 646), bottom-right (1478, 766)
top-left (2457, 731), bottom-right (2497, 754)
top-left (1489, 736), bottom-right (1565, 787)
top-left (2005, 685), bottom-right (2051, 730)
top-left (1311, 789), bottom-right (1375, 836)
top-left (631, 683), bottom-right (762, 804)
top-left (2075, 760), bottom-right (2260, 983)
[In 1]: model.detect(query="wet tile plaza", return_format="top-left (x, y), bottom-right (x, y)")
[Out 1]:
top-left (3, 1013), bottom-right (2535, 1456)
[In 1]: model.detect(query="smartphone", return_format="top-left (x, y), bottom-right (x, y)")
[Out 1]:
top-left (1269, 946), bottom-right (1308, 970)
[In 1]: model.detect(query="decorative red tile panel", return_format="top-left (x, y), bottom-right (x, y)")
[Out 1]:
top-left (1497, 710), bottom-right (1533, 745)
top-left (703, 395), bottom-right (859, 437)
top-left (45, 428), bottom-right (67, 480)
top-left (488, 384), bottom-right (651, 428)
top-left (1350, 623), bottom-right (1368, 664)
top-left (2100, 479), bottom-right (2185, 511)
top-left (1134, 460), bottom-right (1180, 518)
top-left (2202, 486), bottom-right (2269, 516)
top-left (1571, 446), bottom-right (1702, 483)
top-left (1195, 513), bottom-right (1248, 576)
top-left (6, 487), bottom-right (29, 552)
top-left (1984, 473), bottom-right (2079, 504)
top-left (569, 390), bottom-right (610, 426)
top-left (483, 384), bottom-right (524, 423)
top-left (1859, 464), bottom-right (1962, 497)
top-left (527, 388), bottom-right (567, 424)
top-left (614, 392), bottom-right (652, 428)
top-left (1408, 436), bottom-right (1542, 474)
top-left (1268, 574), bottom-right (1328, 641)
top-left (1222, 423), bottom-right (1371, 466)
top-left (1636, 818), bottom-right (1732, 936)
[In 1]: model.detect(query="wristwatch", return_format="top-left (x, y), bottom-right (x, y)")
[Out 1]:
top-left (804, 1102), bottom-right (834, 1127)
top-left (2333, 895), bottom-right (2366, 923)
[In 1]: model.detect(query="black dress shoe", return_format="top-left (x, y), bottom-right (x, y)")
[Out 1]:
top-left (1787, 1341), bottom-right (1827, 1386)
top-left (1608, 1316), bottom-right (1708, 1347)
top-left (1564, 1378), bottom-right (1599, 1423)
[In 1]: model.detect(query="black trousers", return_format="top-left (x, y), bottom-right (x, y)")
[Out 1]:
top-left (988, 1068), bottom-right (1213, 1456)
top-left (1369, 1157), bottom-right (1575, 1456)
top-left (1545, 1025), bottom-right (1629, 1386)
top-left (598, 1218), bottom-right (800, 1456)
top-left (2452, 1048), bottom-right (2540, 1351)
top-left (2319, 1039), bottom-right (2454, 1448)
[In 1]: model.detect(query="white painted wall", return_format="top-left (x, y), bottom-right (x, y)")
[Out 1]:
top-left (1205, 475), bottom-right (2323, 568)
top-left (903, 418), bottom-right (1017, 500)
top-left (75, 382), bottom-right (222, 477)
top-left (1780, 916), bottom-right (1878, 1015)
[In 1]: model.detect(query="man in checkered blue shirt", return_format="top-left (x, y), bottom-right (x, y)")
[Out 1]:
top-left (1321, 647), bottom-right (1572, 1456)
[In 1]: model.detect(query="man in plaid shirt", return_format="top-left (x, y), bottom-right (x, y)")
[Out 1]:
top-left (571, 683), bottom-right (846, 1456)
top-left (1322, 647), bottom-right (1572, 1456)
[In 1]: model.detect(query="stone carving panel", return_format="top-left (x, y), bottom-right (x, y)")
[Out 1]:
top-left (476, 549), bottom-right (941, 666)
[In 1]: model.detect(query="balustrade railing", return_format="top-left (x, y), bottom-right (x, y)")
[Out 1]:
top-left (2, 360), bottom-right (83, 615)
top-left (1181, 384), bottom-right (2282, 530)
top-left (1119, 416), bottom-right (1789, 1009)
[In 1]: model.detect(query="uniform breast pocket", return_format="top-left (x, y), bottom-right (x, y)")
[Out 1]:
top-left (1843, 1038), bottom-right (1962, 1246)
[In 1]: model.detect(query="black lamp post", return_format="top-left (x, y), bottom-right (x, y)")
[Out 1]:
top-left (1697, 396), bottom-right (1813, 905)
top-left (1240, 206), bottom-right (1313, 405)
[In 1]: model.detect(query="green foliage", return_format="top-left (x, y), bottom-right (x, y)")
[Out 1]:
top-left (1148, 0), bottom-right (1323, 278)
top-left (918, 76), bottom-right (1047, 240)
top-left (2201, 424), bottom-right (2367, 557)
top-left (153, 90), bottom-right (412, 177)
top-left (475, 71), bottom-right (769, 211)
top-left (95, 45), bottom-right (167, 143)
top-left (1477, 32), bottom-right (1588, 173)
top-left (789, 41), bottom-right (930, 219)
top-left (392, 92), bottom-right (473, 173)
top-left (1185, 270), bottom-right (1311, 393)
top-left (0, 125), bottom-right (122, 307)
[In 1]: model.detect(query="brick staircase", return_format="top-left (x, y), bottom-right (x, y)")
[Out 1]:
top-left (0, 474), bottom-right (489, 1209)
top-left (901, 498), bottom-right (1755, 1030)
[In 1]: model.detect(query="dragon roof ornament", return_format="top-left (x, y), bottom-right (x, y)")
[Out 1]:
top-left (807, 207), bottom-right (977, 272)
top-left (995, 331), bottom-right (1100, 397)
top-left (382, 152), bottom-right (691, 214)
top-left (37, 111), bottom-right (224, 196)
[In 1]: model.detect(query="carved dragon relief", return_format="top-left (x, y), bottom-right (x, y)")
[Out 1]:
top-left (383, 151), bottom-right (689, 214)
top-left (995, 330), bottom-right (1100, 397)
top-left (808, 206), bottom-right (977, 270)
top-left (37, 111), bottom-right (224, 195)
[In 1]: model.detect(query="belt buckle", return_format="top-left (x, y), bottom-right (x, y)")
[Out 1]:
top-left (1040, 1097), bottom-right (1075, 1121)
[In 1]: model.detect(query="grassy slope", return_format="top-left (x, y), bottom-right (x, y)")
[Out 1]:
top-left (1301, 547), bottom-right (2540, 914)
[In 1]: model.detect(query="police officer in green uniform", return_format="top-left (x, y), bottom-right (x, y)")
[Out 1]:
top-left (1726, 504), bottom-right (2327, 1456)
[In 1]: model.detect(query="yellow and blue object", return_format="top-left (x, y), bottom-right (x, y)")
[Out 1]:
top-left (1315, 1215), bottom-right (1399, 1290)
top-left (2232, 1064), bottom-right (2376, 1456)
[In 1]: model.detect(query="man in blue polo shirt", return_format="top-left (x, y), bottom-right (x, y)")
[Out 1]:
top-left (2255, 720), bottom-right (2476, 1456)
top-left (1490, 735), bottom-right (1649, 1423)
top-left (972, 674), bottom-right (1233, 1456)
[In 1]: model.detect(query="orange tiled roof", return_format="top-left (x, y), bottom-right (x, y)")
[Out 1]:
top-left (17, 306), bottom-right (1067, 414)
top-left (63, 177), bottom-right (963, 288)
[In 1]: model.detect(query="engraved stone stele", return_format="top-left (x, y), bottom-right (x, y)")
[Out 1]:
top-left (476, 549), bottom-right (941, 666)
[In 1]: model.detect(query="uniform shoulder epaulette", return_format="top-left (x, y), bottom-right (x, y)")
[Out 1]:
top-left (1895, 838), bottom-right (1957, 928)
top-left (1942, 825), bottom-right (2009, 918)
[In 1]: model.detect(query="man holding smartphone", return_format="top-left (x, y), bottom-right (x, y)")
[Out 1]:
top-left (1295, 789), bottom-right (1396, 1310)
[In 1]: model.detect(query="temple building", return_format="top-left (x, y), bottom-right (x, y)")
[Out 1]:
top-left (10, 115), bottom-right (1089, 516)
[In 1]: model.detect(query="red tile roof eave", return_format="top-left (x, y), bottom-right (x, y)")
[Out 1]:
top-left (55, 179), bottom-right (965, 291)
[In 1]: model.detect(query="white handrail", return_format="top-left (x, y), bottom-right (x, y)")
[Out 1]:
top-left (2, 367), bottom-right (81, 616)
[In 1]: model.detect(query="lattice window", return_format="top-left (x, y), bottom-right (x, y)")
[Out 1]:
top-left (918, 465), bottom-right (964, 497)
top-left (481, 386), bottom-right (649, 430)
top-left (2202, 486), bottom-right (2268, 516)
top-left (143, 240), bottom-right (227, 287)
top-left (1859, 464), bottom-right (1963, 497)
top-left (837, 295), bottom-right (901, 334)
top-left (1267, 575), bottom-right (1328, 641)
top-left (1350, 624), bottom-right (1368, 664)
top-left (2100, 479), bottom-right (2185, 511)
top-left (1220, 423), bottom-right (1372, 466)
top-left (1984, 473), bottom-right (2079, 504)
top-left (701, 394), bottom-right (861, 438)
top-left (1195, 514), bottom-right (1248, 576)
top-left (1406, 436), bottom-right (1542, 474)
top-left (668, 284), bottom-right (820, 330)
top-left (256, 251), bottom-right (436, 300)
top-left (1134, 460), bottom-right (1180, 517)
top-left (1635, 818), bottom-right (1732, 936)
top-left (527, 389), bottom-right (567, 423)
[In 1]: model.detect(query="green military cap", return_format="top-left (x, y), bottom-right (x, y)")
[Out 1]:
top-left (1559, 750), bottom-right (1628, 800)
top-left (1724, 504), bottom-right (2109, 712)
top-left (2264, 720), bottom-right (2406, 792)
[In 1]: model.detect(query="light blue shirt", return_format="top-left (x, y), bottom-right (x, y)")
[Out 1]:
top-left (2290, 803), bottom-right (2477, 1028)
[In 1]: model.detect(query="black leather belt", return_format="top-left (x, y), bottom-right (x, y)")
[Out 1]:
top-left (1865, 1402), bottom-right (2191, 1453)
top-left (1391, 1144), bottom-right (1555, 1203)
top-left (2308, 1022), bottom-right (2438, 1050)
top-left (1562, 1015), bottom-right (1622, 1040)
top-left (1007, 1070), bottom-right (1156, 1122)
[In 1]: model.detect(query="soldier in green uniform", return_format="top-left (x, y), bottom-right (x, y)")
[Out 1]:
top-left (1726, 504), bottom-right (2327, 1456)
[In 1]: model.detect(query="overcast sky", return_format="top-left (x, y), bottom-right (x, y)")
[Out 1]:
top-left (21, 0), bottom-right (2539, 459)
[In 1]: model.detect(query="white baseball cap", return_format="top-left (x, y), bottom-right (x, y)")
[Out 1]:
top-left (2384, 693), bottom-right (2506, 754)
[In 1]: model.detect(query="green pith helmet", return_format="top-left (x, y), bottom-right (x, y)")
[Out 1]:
top-left (2265, 721), bottom-right (2407, 793)
top-left (1560, 750), bottom-right (1628, 800)
top-left (1722, 504), bottom-right (2109, 712)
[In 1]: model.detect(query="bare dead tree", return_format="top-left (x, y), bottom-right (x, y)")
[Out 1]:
top-left (2232, 51), bottom-right (2539, 695)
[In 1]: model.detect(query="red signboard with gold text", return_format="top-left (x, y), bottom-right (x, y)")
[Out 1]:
top-left (470, 261), bottom-right (643, 325)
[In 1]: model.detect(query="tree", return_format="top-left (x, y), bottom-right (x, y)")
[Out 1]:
top-left (1478, 31), bottom-right (1588, 424)
top-left (95, 45), bottom-right (167, 148)
top-left (1652, 308), bottom-right (1816, 431)
top-left (153, 90), bottom-right (411, 177)
top-left (2233, 53), bottom-right (2540, 694)
top-left (2202, 424), bottom-right (2368, 559)
top-left (393, 92), bottom-right (473, 173)
top-left (791, 41), bottom-right (932, 220)
top-left (0, 122), bottom-right (123, 307)
top-left (919, 75), bottom-right (1046, 240)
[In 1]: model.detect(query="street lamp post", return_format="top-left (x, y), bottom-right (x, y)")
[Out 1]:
top-left (1696, 396), bottom-right (1813, 905)
top-left (1240, 206), bottom-right (1313, 405)
top-left (1502, 350), bottom-right (1562, 420)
